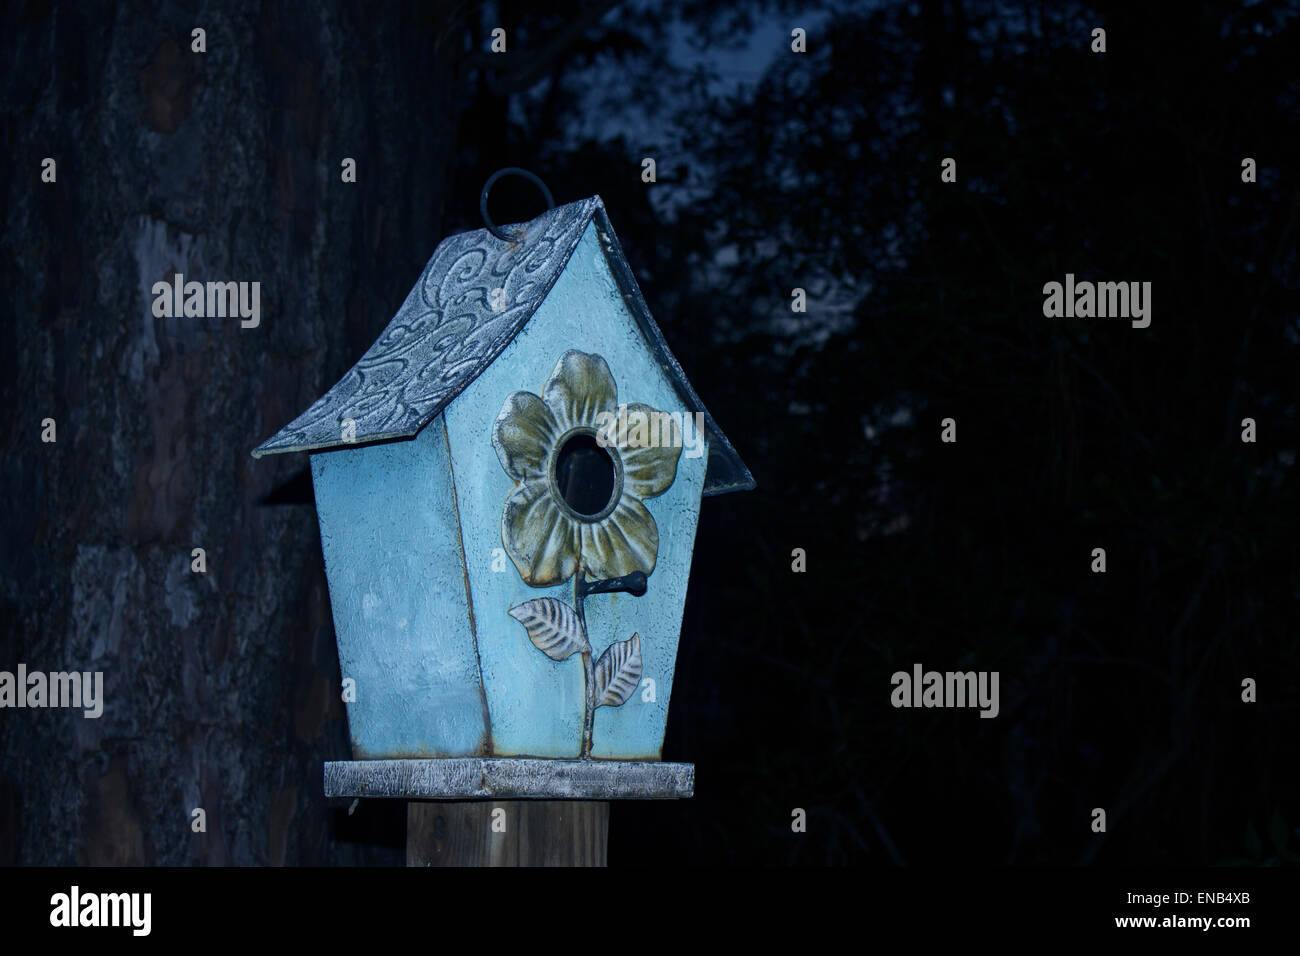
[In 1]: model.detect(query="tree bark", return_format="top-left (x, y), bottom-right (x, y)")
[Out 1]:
top-left (0, 0), bottom-right (466, 865)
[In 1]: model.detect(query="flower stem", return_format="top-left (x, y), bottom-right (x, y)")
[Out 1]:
top-left (575, 571), bottom-right (595, 759)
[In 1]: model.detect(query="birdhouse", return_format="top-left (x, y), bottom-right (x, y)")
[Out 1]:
top-left (252, 183), bottom-right (752, 800)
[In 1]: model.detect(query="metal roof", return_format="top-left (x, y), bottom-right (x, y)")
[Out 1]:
top-left (251, 195), bottom-right (753, 496)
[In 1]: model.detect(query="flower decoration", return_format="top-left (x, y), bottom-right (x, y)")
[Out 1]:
top-left (494, 350), bottom-right (683, 758)
top-left (492, 350), bottom-right (682, 588)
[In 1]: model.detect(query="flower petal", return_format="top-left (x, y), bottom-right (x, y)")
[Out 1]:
top-left (580, 494), bottom-right (659, 581)
top-left (543, 350), bottom-right (618, 432)
top-left (502, 481), bottom-right (580, 587)
top-left (615, 402), bottom-right (683, 499)
top-left (492, 391), bottom-right (559, 482)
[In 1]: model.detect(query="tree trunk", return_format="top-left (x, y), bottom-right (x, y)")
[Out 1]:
top-left (0, 0), bottom-right (466, 865)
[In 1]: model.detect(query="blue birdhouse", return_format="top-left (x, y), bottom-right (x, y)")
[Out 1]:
top-left (252, 181), bottom-right (752, 799)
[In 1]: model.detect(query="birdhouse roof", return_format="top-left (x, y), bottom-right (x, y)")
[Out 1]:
top-left (252, 195), bottom-right (753, 496)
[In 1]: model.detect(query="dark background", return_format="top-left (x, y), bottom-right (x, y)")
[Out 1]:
top-left (1, 0), bottom-right (1297, 866)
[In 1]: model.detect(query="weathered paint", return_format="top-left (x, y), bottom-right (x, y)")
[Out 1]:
top-left (445, 221), bottom-right (706, 760)
top-left (261, 197), bottom-right (751, 777)
top-left (310, 417), bottom-right (489, 758)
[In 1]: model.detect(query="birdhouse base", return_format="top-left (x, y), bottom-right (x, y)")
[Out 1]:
top-left (324, 757), bottom-right (694, 800)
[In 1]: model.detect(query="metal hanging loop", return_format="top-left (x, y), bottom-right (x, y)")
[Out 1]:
top-left (480, 167), bottom-right (556, 242)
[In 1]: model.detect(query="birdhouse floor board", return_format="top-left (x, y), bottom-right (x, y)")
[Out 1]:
top-left (325, 757), bottom-right (693, 800)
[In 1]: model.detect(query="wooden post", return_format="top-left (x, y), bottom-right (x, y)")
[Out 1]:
top-left (406, 800), bottom-right (609, 866)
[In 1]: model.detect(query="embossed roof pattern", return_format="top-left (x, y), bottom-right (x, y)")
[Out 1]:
top-left (252, 195), bottom-right (753, 496)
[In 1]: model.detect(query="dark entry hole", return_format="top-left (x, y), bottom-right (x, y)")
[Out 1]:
top-left (554, 433), bottom-right (616, 517)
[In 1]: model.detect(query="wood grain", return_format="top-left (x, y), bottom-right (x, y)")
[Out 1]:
top-left (407, 801), bottom-right (609, 866)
